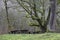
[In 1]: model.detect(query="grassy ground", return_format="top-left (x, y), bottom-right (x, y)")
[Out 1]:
top-left (0, 33), bottom-right (60, 40)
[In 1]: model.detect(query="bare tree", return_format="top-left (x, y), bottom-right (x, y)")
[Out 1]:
top-left (4, 0), bottom-right (10, 32)
top-left (16, 0), bottom-right (53, 33)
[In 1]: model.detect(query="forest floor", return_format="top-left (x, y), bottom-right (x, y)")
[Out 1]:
top-left (0, 33), bottom-right (60, 40)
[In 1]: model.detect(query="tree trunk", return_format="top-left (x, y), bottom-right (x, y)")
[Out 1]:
top-left (37, 19), bottom-right (47, 33)
top-left (40, 26), bottom-right (47, 33)
top-left (48, 0), bottom-right (56, 32)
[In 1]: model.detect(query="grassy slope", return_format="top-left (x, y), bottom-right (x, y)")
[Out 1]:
top-left (0, 33), bottom-right (60, 40)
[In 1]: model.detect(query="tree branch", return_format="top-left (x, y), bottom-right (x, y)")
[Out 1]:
top-left (17, 0), bottom-right (31, 15)
top-left (44, 7), bottom-right (51, 27)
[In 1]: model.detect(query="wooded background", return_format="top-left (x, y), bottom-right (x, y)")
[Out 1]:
top-left (0, 0), bottom-right (60, 34)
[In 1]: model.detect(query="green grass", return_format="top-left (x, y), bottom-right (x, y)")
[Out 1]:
top-left (0, 33), bottom-right (60, 40)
